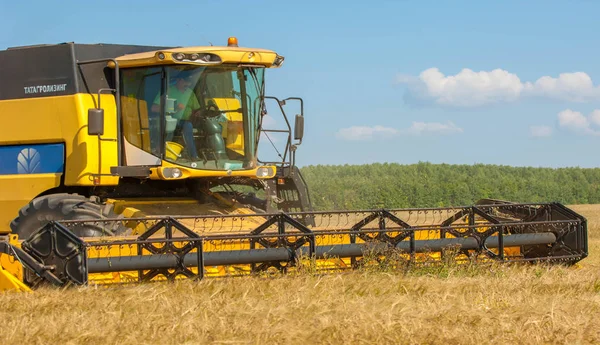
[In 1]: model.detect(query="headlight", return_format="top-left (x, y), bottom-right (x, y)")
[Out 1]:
top-left (256, 166), bottom-right (274, 178)
top-left (163, 168), bottom-right (182, 179)
top-left (171, 52), bottom-right (222, 64)
top-left (273, 55), bottom-right (285, 67)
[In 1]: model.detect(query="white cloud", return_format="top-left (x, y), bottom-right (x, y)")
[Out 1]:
top-left (558, 109), bottom-right (589, 130)
top-left (530, 125), bottom-right (553, 137)
top-left (589, 110), bottom-right (600, 127)
top-left (261, 114), bottom-right (277, 128)
top-left (336, 122), bottom-right (463, 141)
top-left (399, 68), bottom-right (524, 107)
top-left (525, 72), bottom-right (600, 102)
top-left (407, 121), bottom-right (463, 135)
top-left (397, 68), bottom-right (600, 108)
top-left (557, 109), bottom-right (600, 136)
top-left (335, 125), bottom-right (398, 141)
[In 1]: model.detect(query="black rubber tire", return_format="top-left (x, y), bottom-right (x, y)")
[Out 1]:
top-left (9, 193), bottom-right (130, 239)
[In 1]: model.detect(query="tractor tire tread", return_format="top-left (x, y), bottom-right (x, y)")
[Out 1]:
top-left (10, 193), bottom-right (130, 239)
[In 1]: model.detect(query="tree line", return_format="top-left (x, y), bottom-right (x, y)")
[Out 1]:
top-left (299, 162), bottom-right (600, 210)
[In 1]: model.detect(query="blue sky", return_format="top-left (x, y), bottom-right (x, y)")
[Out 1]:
top-left (2, 0), bottom-right (600, 168)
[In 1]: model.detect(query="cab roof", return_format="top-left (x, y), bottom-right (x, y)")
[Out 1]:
top-left (113, 45), bottom-right (283, 68)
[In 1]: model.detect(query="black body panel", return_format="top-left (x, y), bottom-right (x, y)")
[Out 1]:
top-left (0, 42), bottom-right (174, 100)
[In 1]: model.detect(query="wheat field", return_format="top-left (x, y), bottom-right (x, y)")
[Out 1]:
top-left (1, 205), bottom-right (600, 344)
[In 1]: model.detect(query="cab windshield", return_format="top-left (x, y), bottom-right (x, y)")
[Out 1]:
top-left (120, 65), bottom-right (265, 170)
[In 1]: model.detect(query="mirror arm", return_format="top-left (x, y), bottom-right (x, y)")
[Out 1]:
top-left (96, 88), bottom-right (116, 109)
top-left (88, 88), bottom-right (116, 136)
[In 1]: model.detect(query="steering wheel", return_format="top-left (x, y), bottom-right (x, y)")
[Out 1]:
top-left (192, 103), bottom-right (222, 119)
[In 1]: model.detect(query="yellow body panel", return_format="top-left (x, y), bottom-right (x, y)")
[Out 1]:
top-left (0, 235), bottom-right (30, 292)
top-left (0, 174), bottom-right (62, 233)
top-left (0, 96), bottom-right (64, 144)
top-left (69, 93), bottom-right (120, 186)
top-left (0, 266), bottom-right (30, 292)
top-left (0, 93), bottom-right (119, 186)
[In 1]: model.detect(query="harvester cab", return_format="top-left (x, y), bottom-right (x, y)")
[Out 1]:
top-left (94, 37), bottom-right (310, 217)
top-left (0, 38), bottom-right (589, 293)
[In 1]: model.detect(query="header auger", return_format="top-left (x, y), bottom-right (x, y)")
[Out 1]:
top-left (0, 38), bottom-right (589, 292)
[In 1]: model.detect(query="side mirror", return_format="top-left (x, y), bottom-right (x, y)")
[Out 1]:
top-left (294, 114), bottom-right (304, 142)
top-left (88, 108), bottom-right (105, 136)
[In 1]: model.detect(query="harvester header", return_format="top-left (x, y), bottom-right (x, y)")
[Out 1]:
top-left (0, 200), bottom-right (588, 291)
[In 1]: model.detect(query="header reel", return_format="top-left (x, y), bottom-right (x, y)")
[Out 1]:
top-left (0, 201), bottom-right (587, 291)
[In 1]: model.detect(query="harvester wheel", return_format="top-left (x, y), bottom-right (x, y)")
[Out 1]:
top-left (9, 193), bottom-right (130, 240)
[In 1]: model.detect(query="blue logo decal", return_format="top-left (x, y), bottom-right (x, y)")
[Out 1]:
top-left (0, 144), bottom-right (64, 175)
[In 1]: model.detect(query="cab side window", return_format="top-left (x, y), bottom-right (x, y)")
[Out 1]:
top-left (120, 67), bottom-right (162, 156)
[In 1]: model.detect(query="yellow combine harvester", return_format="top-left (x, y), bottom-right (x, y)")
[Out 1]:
top-left (0, 38), bottom-right (589, 292)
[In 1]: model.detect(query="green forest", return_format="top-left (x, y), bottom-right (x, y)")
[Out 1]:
top-left (299, 162), bottom-right (600, 210)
